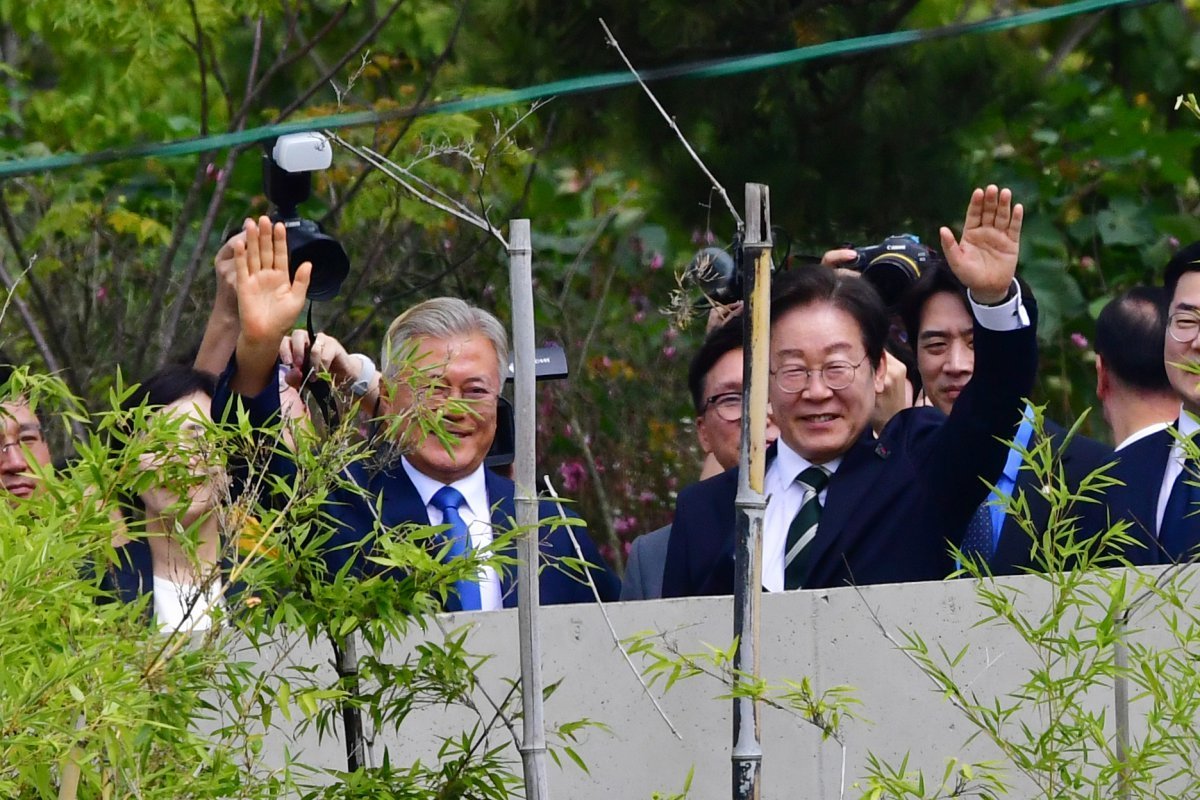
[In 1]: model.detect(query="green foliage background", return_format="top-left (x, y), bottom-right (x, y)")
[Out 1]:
top-left (4, 0), bottom-right (1200, 570)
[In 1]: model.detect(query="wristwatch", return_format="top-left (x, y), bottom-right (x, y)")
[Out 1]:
top-left (349, 353), bottom-right (377, 397)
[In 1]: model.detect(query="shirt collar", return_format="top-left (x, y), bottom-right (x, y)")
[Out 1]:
top-left (775, 437), bottom-right (842, 481)
top-left (1180, 407), bottom-right (1200, 440)
top-left (401, 457), bottom-right (489, 519)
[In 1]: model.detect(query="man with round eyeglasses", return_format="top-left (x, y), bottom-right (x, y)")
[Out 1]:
top-left (663, 185), bottom-right (1039, 596)
top-left (1100, 244), bottom-right (1200, 563)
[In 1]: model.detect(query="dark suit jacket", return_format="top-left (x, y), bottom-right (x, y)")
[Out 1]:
top-left (1091, 425), bottom-right (1199, 565)
top-left (620, 525), bottom-right (670, 601)
top-left (213, 364), bottom-right (619, 607)
top-left (662, 302), bottom-right (1038, 597)
top-left (987, 420), bottom-right (1114, 575)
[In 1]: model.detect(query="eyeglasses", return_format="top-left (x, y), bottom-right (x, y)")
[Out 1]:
top-left (0, 427), bottom-right (45, 456)
top-left (702, 392), bottom-right (743, 423)
top-left (1168, 311), bottom-right (1200, 344)
top-left (771, 355), bottom-right (869, 393)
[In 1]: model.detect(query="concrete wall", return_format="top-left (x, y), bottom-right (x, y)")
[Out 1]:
top-left (233, 566), bottom-right (1194, 799)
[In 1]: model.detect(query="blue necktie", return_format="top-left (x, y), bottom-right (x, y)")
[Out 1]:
top-left (1160, 457), bottom-right (1200, 561)
top-left (430, 486), bottom-right (483, 611)
top-left (961, 502), bottom-right (995, 565)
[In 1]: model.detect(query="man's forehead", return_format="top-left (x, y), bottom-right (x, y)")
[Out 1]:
top-left (411, 334), bottom-right (500, 378)
top-left (0, 401), bottom-right (36, 425)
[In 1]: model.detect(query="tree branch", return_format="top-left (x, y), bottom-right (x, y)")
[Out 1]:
top-left (599, 18), bottom-right (742, 230)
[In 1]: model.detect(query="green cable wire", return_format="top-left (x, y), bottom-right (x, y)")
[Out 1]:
top-left (0, 0), bottom-right (1160, 179)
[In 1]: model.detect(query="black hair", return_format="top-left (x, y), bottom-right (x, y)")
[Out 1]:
top-left (123, 366), bottom-right (217, 413)
top-left (688, 317), bottom-right (743, 414)
top-left (898, 261), bottom-right (1035, 346)
top-left (898, 262), bottom-right (969, 348)
top-left (770, 265), bottom-right (888, 369)
top-left (1164, 240), bottom-right (1200, 300)
top-left (1095, 286), bottom-right (1171, 392)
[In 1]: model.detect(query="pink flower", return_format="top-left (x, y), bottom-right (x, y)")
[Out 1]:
top-left (1079, 256), bottom-right (1096, 272)
top-left (95, 286), bottom-right (108, 302)
top-left (558, 460), bottom-right (587, 493)
top-left (662, 346), bottom-right (677, 359)
top-left (649, 252), bottom-right (664, 270)
top-left (1070, 332), bottom-right (1089, 349)
top-left (638, 490), bottom-right (656, 504)
top-left (634, 310), bottom-right (646, 323)
top-left (613, 515), bottom-right (640, 536)
top-left (1170, 236), bottom-right (1181, 249)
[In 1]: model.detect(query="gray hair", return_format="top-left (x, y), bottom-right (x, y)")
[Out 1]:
top-left (381, 297), bottom-right (509, 380)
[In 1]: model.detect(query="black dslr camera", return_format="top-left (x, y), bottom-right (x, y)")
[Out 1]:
top-left (263, 133), bottom-right (350, 301)
top-left (845, 233), bottom-right (935, 308)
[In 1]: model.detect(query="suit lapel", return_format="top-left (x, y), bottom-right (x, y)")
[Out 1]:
top-left (484, 470), bottom-right (521, 607)
top-left (376, 462), bottom-right (432, 529)
top-left (799, 432), bottom-right (887, 583)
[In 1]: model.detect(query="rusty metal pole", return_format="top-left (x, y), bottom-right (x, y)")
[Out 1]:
top-left (731, 184), bottom-right (771, 800)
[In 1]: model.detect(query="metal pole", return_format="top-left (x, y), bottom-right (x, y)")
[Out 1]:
top-left (335, 633), bottom-right (367, 771)
top-left (509, 218), bottom-right (550, 800)
top-left (732, 184), bottom-right (771, 800)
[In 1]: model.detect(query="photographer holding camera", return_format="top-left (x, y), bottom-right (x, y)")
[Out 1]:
top-left (213, 216), bottom-right (618, 611)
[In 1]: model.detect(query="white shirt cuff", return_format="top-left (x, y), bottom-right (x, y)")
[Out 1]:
top-left (968, 280), bottom-right (1030, 331)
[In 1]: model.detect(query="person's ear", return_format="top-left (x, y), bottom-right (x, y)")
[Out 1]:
top-left (695, 415), bottom-right (715, 455)
top-left (1095, 354), bottom-right (1110, 401)
top-left (872, 352), bottom-right (889, 395)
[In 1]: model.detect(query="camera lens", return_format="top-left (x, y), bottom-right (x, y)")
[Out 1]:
top-left (861, 255), bottom-right (921, 308)
top-left (283, 219), bottom-right (350, 301)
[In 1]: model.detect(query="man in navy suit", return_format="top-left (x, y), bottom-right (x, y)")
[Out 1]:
top-left (1099, 244), bottom-right (1200, 563)
top-left (1094, 287), bottom-right (1179, 451)
top-left (662, 185), bottom-right (1038, 596)
top-left (621, 319), bottom-right (779, 601)
top-left (897, 262), bottom-right (1112, 575)
top-left (214, 217), bottom-right (618, 609)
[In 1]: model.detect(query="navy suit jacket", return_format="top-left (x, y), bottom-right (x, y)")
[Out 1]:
top-left (620, 525), bottom-right (670, 601)
top-left (1092, 426), bottom-right (1199, 565)
top-left (987, 420), bottom-right (1114, 575)
top-left (662, 301), bottom-right (1038, 596)
top-left (213, 364), bottom-right (619, 607)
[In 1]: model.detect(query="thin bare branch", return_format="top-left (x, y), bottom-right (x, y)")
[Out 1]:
top-left (331, 133), bottom-right (508, 247)
top-left (599, 18), bottom-right (742, 230)
top-left (541, 476), bottom-right (682, 740)
top-left (274, 0), bottom-right (407, 122)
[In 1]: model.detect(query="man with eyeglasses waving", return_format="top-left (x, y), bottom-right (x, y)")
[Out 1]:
top-left (663, 185), bottom-right (1037, 596)
top-left (1099, 244), bottom-right (1200, 563)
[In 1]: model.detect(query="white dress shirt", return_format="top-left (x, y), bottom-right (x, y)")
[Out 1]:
top-left (762, 439), bottom-right (842, 592)
top-left (1155, 408), bottom-right (1199, 534)
top-left (153, 575), bottom-right (225, 633)
top-left (402, 458), bottom-right (504, 611)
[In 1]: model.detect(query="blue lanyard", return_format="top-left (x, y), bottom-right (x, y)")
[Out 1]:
top-left (988, 406), bottom-right (1037, 551)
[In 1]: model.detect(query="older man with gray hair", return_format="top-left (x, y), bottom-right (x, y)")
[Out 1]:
top-left (215, 216), bottom-right (618, 609)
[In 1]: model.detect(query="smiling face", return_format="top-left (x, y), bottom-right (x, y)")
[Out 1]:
top-left (385, 332), bottom-right (501, 484)
top-left (916, 290), bottom-right (975, 415)
top-left (1166, 271), bottom-right (1200, 417)
top-left (769, 302), bottom-right (884, 465)
top-left (0, 401), bottom-right (51, 500)
top-left (138, 391), bottom-right (225, 519)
